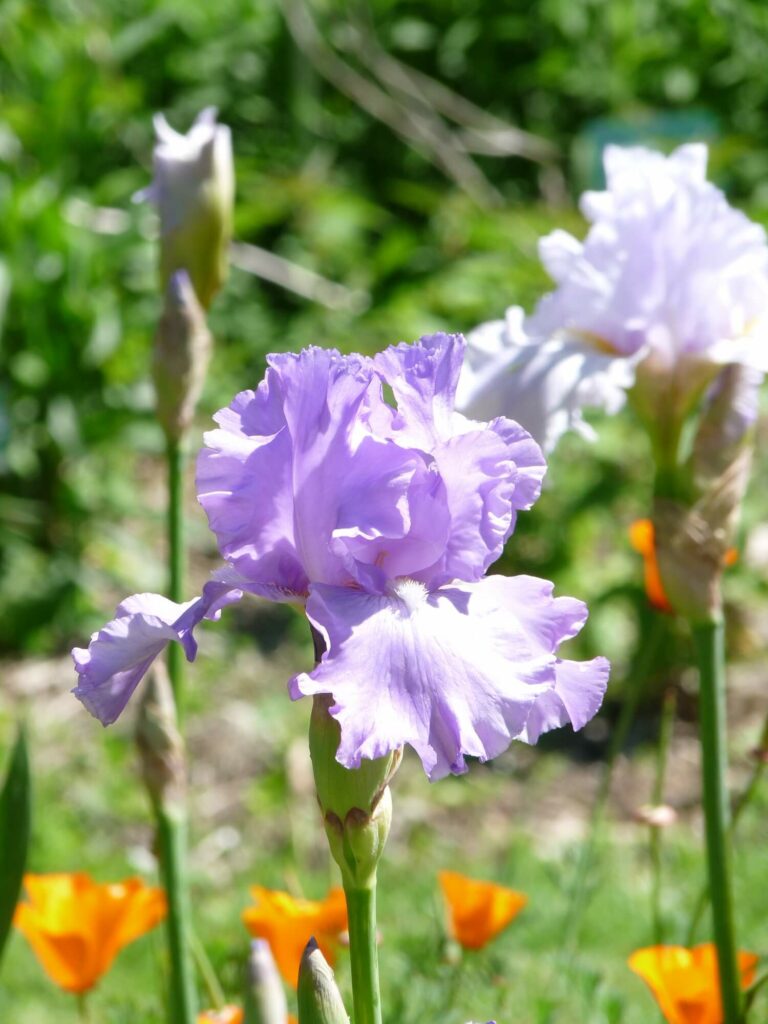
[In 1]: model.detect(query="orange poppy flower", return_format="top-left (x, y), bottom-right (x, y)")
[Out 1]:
top-left (242, 886), bottom-right (348, 987)
top-left (438, 870), bottom-right (527, 950)
top-left (628, 518), bottom-right (673, 613)
top-left (198, 1008), bottom-right (243, 1024)
top-left (628, 943), bottom-right (758, 1024)
top-left (14, 872), bottom-right (166, 994)
top-left (197, 1008), bottom-right (296, 1024)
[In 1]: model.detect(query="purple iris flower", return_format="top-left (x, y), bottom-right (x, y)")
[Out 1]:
top-left (72, 333), bottom-right (609, 780)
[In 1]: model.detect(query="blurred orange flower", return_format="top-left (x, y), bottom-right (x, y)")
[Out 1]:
top-left (628, 943), bottom-right (758, 1024)
top-left (242, 886), bottom-right (348, 987)
top-left (14, 872), bottom-right (166, 994)
top-left (628, 518), bottom-right (673, 613)
top-left (196, 1008), bottom-right (296, 1024)
top-left (198, 1008), bottom-right (243, 1024)
top-left (438, 870), bottom-right (527, 950)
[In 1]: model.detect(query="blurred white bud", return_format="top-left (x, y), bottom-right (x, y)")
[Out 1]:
top-left (137, 107), bottom-right (234, 308)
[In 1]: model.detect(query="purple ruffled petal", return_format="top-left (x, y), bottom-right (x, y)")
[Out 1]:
top-left (520, 657), bottom-right (610, 744)
top-left (197, 378), bottom-right (308, 595)
top-left (372, 332), bottom-right (465, 447)
top-left (290, 573), bottom-right (606, 781)
top-left (72, 580), bottom-right (243, 725)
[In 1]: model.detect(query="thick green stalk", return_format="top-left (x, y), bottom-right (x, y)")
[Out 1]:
top-left (157, 808), bottom-right (197, 1024)
top-left (166, 435), bottom-right (185, 717)
top-left (344, 883), bottom-right (382, 1024)
top-left (687, 713), bottom-right (768, 945)
top-left (691, 618), bottom-right (741, 1024)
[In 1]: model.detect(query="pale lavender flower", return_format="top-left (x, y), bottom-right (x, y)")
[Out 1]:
top-left (460, 144), bottom-right (768, 452)
top-left (73, 334), bottom-right (608, 779)
top-left (457, 307), bottom-right (635, 452)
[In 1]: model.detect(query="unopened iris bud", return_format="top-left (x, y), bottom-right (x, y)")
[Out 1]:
top-left (135, 661), bottom-right (186, 815)
top-left (309, 694), bottom-right (401, 889)
top-left (297, 938), bottom-right (349, 1024)
top-left (138, 107), bottom-right (234, 309)
top-left (153, 270), bottom-right (213, 441)
top-left (244, 939), bottom-right (288, 1024)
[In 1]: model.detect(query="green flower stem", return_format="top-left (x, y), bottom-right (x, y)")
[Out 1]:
top-left (166, 435), bottom-right (185, 719)
top-left (687, 712), bottom-right (768, 945)
top-left (77, 993), bottom-right (91, 1023)
top-left (344, 882), bottom-right (382, 1024)
top-left (691, 618), bottom-right (741, 1024)
top-left (157, 807), bottom-right (198, 1024)
top-left (561, 615), bottom-right (665, 952)
top-left (649, 688), bottom-right (676, 944)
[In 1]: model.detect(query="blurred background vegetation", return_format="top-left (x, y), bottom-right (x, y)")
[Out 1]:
top-left (3, 1), bottom-right (768, 1021)
top-left (3, 0), bottom-right (768, 666)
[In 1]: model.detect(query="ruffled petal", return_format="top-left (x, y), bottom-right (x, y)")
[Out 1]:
top-left (520, 657), bottom-right (610, 744)
top-left (459, 308), bottom-right (636, 452)
top-left (197, 378), bottom-right (308, 594)
top-left (418, 422), bottom-right (544, 584)
top-left (372, 332), bottom-right (465, 447)
top-left (72, 581), bottom-right (242, 725)
top-left (291, 574), bottom-right (605, 780)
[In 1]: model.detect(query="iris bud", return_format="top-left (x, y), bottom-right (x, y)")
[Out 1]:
top-left (138, 107), bottom-right (234, 309)
top-left (244, 939), bottom-right (289, 1024)
top-left (153, 269), bottom-right (213, 442)
top-left (297, 938), bottom-right (349, 1024)
top-left (135, 662), bottom-right (186, 815)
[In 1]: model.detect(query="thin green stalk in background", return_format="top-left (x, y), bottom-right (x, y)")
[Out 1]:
top-left (692, 618), bottom-right (741, 1024)
top-left (166, 435), bottom-right (185, 718)
top-left (687, 711), bottom-right (768, 946)
top-left (561, 616), bottom-right (665, 953)
top-left (649, 689), bottom-right (676, 945)
top-left (158, 808), bottom-right (198, 1024)
top-left (344, 883), bottom-right (382, 1024)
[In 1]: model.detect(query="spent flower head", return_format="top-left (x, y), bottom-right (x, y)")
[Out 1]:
top-left (73, 333), bottom-right (608, 779)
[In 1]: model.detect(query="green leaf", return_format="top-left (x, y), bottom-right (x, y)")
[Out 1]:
top-left (0, 723), bottom-right (31, 972)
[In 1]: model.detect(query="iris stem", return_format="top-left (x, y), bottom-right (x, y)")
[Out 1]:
top-left (167, 434), bottom-right (185, 719)
top-left (691, 618), bottom-right (741, 1024)
top-left (158, 808), bottom-right (198, 1024)
top-left (344, 882), bottom-right (382, 1024)
top-left (649, 688), bottom-right (676, 945)
top-left (687, 711), bottom-right (768, 945)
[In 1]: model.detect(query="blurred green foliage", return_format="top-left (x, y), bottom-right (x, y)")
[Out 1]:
top-left (2, 0), bottom-right (768, 655)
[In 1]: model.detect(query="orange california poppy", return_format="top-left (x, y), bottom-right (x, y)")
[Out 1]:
top-left (438, 870), bottom-right (527, 951)
top-left (198, 1008), bottom-right (243, 1024)
top-left (628, 518), bottom-right (673, 613)
top-left (242, 886), bottom-right (348, 987)
top-left (628, 943), bottom-right (758, 1024)
top-left (13, 872), bottom-right (166, 994)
